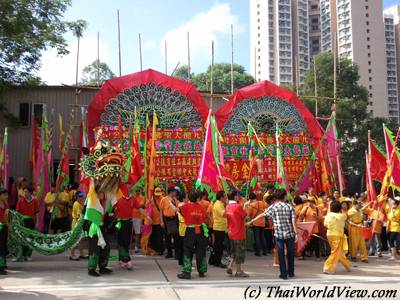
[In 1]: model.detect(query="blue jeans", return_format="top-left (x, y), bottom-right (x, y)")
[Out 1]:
top-left (276, 237), bottom-right (295, 278)
top-left (252, 227), bottom-right (267, 255)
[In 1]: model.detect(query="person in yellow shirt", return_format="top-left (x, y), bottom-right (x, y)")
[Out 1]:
top-left (347, 200), bottom-right (368, 262)
top-left (308, 187), bottom-right (320, 206)
top-left (364, 202), bottom-right (386, 257)
top-left (69, 192), bottom-right (87, 261)
top-left (159, 187), bottom-right (179, 259)
top-left (59, 187), bottom-right (73, 218)
top-left (149, 187), bottom-right (164, 256)
top-left (323, 200), bottom-right (351, 274)
top-left (52, 187), bottom-right (71, 233)
top-left (387, 197), bottom-right (400, 260)
top-left (247, 192), bottom-right (267, 256)
top-left (299, 197), bottom-right (322, 259)
top-left (210, 191), bottom-right (228, 268)
top-left (44, 184), bottom-right (56, 233)
top-left (262, 185), bottom-right (274, 202)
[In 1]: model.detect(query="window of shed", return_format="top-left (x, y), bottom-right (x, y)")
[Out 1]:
top-left (19, 103), bottom-right (30, 127)
top-left (33, 103), bottom-right (47, 127)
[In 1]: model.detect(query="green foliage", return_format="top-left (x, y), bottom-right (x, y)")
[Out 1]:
top-left (0, 0), bottom-right (86, 85)
top-left (302, 53), bottom-right (397, 174)
top-left (173, 65), bottom-right (194, 82)
top-left (191, 63), bottom-right (254, 93)
top-left (80, 59), bottom-right (116, 86)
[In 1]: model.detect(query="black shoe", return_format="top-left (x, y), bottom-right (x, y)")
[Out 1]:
top-left (177, 272), bottom-right (191, 279)
top-left (157, 252), bottom-right (164, 256)
top-left (99, 267), bottom-right (113, 274)
top-left (178, 261), bottom-right (183, 266)
top-left (262, 252), bottom-right (268, 256)
top-left (279, 275), bottom-right (288, 280)
top-left (0, 268), bottom-right (7, 275)
top-left (79, 255), bottom-right (89, 259)
top-left (198, 272), bottom-right (205, 278)
top-left (289, 274), bottom-right (295, 278)
top-left (88, 270), bottom-right (100, 277)
top-left (255, 253), bottom-right (261, 256)
top-left (165, 254), bottom-right (173, 259)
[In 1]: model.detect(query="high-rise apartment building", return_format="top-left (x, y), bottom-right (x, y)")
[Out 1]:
top-left (383, 15), bottom-right (399, 121)
top-left (250, 0), bottom-right (309, 86)
top-left (319, 0), bottom-right (389, 118)
top-left (384, 5), bottom-right (400, 121)
top-left (308, 0), bottom-right (321, 59)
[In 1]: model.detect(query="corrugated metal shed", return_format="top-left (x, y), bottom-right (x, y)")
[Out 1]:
top-left (0, 86), bottom-right (227, 181)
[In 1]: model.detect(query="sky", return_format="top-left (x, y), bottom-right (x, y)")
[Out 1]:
top-left (38, 0), bottom-right (400, 85)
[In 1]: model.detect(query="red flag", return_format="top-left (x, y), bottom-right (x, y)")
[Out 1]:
top-left (56, 152), bottom-right (70, 192)
top-left (296, 221), bottom-right (316, 255)
top-left (365, 151), bottom-right (377, 202)
top-left (29, 118), bottom-right (40, 171)
top-left (369, 139), bottom-right (386, 181)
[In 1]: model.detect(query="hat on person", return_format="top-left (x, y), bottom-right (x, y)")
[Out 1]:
top-left (77, 191), bottom-right (86, 198)
top-left (154, 187), bottom-right (163, 196)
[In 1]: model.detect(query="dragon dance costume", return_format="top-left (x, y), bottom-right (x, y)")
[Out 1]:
top-left (80, 140), bottom-right (128, 276)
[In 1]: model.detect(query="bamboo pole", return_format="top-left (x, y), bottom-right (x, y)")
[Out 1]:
top-left (164, 40), bottom-right (168, 74)
top-left (187, 32), bottom-right (191, 80)
top-left (139, 33), bottom-right (143, 71)
top-left (210, 41), bottom-right (214, 110)
top-left (75, 34), bottom-right (80, 105)
top-left (117, 9), bottom-right (122, 77)
top-left (313, 55), bottom-right (318, 117)
top-left (254, 47), bottom-right (257, 81)
top-left (230, 24), bottom-right (234, 95)
top-left (97, 31), bottom-right (100, 86)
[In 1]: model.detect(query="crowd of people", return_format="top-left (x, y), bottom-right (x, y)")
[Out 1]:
top-left (0, 177), bottom-right (399, 280)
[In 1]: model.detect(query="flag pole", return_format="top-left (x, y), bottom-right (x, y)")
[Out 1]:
top-left (117, 9), bottom-right (122, 77)
top-left (230, 24), bottom-right (234, 95)
top-left (164, 40), bottom-right (168, 74)
top-left (210, 41), bottom-right (214, 110)
top-left (97, 31), bottom-right (100, 86)
top-left (139, 33), bottom-right (143, 71)
top-left (187, 32), bottom-right (191, 80)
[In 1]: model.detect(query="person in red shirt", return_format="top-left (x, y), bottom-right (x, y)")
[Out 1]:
top-left (177, 189), bottom-right (207, 280)
top-left (226, 190), bottom-right (250, 278)
top-left (15, 184), bottom-right (39, 261)
top-left (113, 194), bottom-right (152, 270)
top-left (0, 189), bottom-right (9, 275)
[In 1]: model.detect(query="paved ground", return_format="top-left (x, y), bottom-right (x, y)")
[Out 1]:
top-left (1, 251), bottom-right (400, 300)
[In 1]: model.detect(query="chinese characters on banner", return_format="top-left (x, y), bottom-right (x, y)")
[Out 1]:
top-left (101, 128), bottom-right (314, 183)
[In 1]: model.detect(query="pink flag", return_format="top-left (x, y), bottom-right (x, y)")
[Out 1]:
top-left (383, 125), bottom-right (400, 189)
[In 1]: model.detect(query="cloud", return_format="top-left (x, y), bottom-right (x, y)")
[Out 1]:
top-left (143, 39), bottom-right (156, 50)
top-left (161, 3), bottom-right (242, 72)
top-left (38, 34), bottom-right (112, 85)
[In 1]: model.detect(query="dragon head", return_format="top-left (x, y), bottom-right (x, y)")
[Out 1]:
top-left (80, 140), bottom-right (127, 193)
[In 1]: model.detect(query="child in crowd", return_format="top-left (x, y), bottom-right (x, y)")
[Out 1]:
top-left (70, 191), bottom-right (88, 261)
top-left (15, 184), bottom-right (39, 262)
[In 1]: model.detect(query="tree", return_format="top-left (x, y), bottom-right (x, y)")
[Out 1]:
top-left (0, 0), bottom-right (86, 85)
top-left (191, 63), bottom-right (254, 93)
top-left (80, 59), bottom-right (116, 86)
top-left (302, 53), bottom-right (397, 174)
top-left (173, 65), bottom-right (194, 82)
